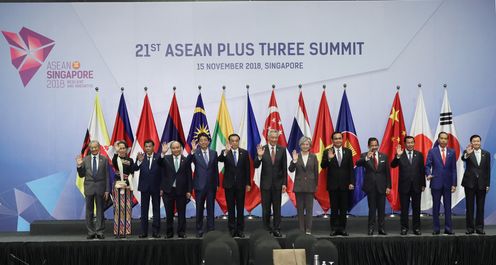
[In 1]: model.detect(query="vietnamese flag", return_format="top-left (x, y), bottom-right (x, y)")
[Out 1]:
top-left (379, 90), bottom-right (406, 211)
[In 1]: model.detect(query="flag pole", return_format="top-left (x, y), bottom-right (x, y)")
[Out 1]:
top-left (245, 84), bottom-right (259, 220)
top-left (388, 85), bottom-right (401, 218)
top-left (121, 87), bottom-right (124, 93)
top-left (319, 84), bottom-right (331, 219)
top-left (220, 85), bottom-right (229, 220)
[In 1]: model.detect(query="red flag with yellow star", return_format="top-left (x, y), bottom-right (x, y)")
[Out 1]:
top-left (379, 91), bottom-right (406, 211)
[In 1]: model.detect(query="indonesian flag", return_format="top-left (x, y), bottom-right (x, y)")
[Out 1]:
top-left (434, 88), bottom-right (465, 208)
top-left (129, 93), bottom-right (160, 207)
top-left (76, 92), bottom-right (113, 198)
top-left (211, 90), bottom-right (234, 214)
top-left (409, 89), bottom-right (434, 210)
top-left (379, 91), bottom-right (407, 211)
top-left (239, 91), bottom-right (262, 212)
top-left (261, 89), bottom-right (296, 206)
top-left (311, 90), bottom-right (334, 213)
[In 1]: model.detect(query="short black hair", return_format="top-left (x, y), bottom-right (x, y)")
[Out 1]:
top-left (117, 141), bottom-right (128, 148)
top-left (404, 136), bottom-right (415, 143)
top-left (228, 133), bottom-right (240, 141)
top-left (470, 134), bottom-right (481, 142)
top-left (368, 137), bottom-right (379, 146)
top-left (144, 139), bottom-right (155, 146)
top-left (438, 131), bottom-right (448, 138)
top-left (332, 131), bottom-right (342, 140)
top-left (197, 133), bottom-right (210, 141)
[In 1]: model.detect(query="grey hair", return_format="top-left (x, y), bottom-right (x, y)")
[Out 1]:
top-left (268, 129), bottom-right (279, 137)
top-left (299, 136), bottom-right (312, 147)
top-left (89, 140), bottom-right (100, 147)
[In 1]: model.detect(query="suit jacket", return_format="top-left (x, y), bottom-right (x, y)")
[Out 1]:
top-left (390, 150), bottom-right (426, 193)
top-left (133, 153), bottom-right (162, 193)
top-left (218, 148), bottom-right (251, 189)
top-left (356, 152), bottom-right (391, 194)
top-left (425, 147), bottom-right (457, 189)
top-left (188, 148), bottom-right (219, 191)
top-left (461, 149), bottom-right (491, 190)
top-left (321, 147), bottom-right (355, 191)
top-left (159, 154), bottom-right (192, 194)
top-left (288, 153), bottom-right (319, 193)
top-left (254, 144), bottom-right (288, 190)
top-left (77, 154), bottom-right (110, 196)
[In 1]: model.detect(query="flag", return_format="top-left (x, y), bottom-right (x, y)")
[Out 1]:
top-left (410, 88), bottom-right (434, 210)
top-left (160, 90), bottom-right (188, 153)
top-left (287, 90), bottom-right (312, 153)
top-left (434, 88), bottom-right (464, 208)
top-left (76, 92), bottom-right (113, 198)
top-left (239, 91), bottom-right (262, 212)
top-left (129, 93), bottom-right (160, 205)
top-left (335, 90), bottom-right (366, 210)
top-left (379, 91), bottom-right (407, 211)
top-left (186, 92), bottom-right (211, 148)
top-left (311, 90), bottom-right (334, 212)
top-left (211, 90), bottom-right (234, 214)
top-left (109, 92), bottom-right (138, 207)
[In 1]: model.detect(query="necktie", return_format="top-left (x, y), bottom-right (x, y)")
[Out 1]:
top-left (337, 148), bottom-right (342, 166)
top-left (203, 151), bottom-right (209, 164)
top-left (373, 153), bottom-right (378, 169)
top-left (148, 156), bottom-right (152, 170)
top-left (92, 156), bottom-right (97, 177)
top-left (174, 156), bottom-right (179, 172)
top-left (476, 151), bottom-right (481, 166)
top-left (271, 146), bottom-right (276, 164)
top-left (233, 150), bottom-right (238, 166)
top-left (441, 148), bottom-right (446, 166)
top-left (408, 151), bottom-right (413, 164)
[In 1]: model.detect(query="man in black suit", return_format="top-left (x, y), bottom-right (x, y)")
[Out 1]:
top-left (159, 141), bottom-right (192, 238)
top-left (321, 132), bottom-right (355, 236)
top-left (390, 136), bottom-right (425, 235)
top-left (356, 137), bottom-right (391, 235)
top-left (254, 129), bottom-right (287, 237)
top-left (218, 133), bottom-right (251, 238)
top-left (462, 134), bottom-right (491, 235)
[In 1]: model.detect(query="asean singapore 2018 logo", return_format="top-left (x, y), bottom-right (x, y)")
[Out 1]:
top-left (2, 27), bottom-right (95, 88)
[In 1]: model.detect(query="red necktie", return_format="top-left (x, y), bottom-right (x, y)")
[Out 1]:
top-left (271, 146), bottom-right (276, 164)
top-left (373, 153), bottom-right (378, 169)
top-left (441, 148), bottom-right (446, 166)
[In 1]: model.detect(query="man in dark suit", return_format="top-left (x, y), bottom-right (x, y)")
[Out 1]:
top-left (134, 139), bottom-right (162, 238)
top-left (76, 140), bottom-right (110, 239)
top-left (356, 137), bottom-right (391, 235)
top-left (159, 141), bottom-right (192, 238)
top-left (254, 129), bottom-right (287, 237)
top-left (425, 132), bottom-right (457, 235)
top-left (390, 136), bottom-right (426, 235)
top-left (188, 133), bottom-right (219, 238)
top-left (461, 134), bottom-right (491, 234)
top-left (218, 133), bottom-right (251, 238)
top-left (321, 132), bottom-right (355, 236)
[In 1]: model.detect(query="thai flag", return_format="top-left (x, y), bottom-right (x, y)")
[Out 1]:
top-left (287, 90), bottom-right (312, 153)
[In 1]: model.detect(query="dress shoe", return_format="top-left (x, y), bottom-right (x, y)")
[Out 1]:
top-left (444, 230), bottom-right (455, 235)
top-left (400, 229), bottom-right (408, 235)
top-left (476, 230), bottom-right (486, 235)
top-left (87, 234), bottom-right (96, 239)
top-left (378, 229), bottom-right (387, 235)
top-left (152, 233), bottom-right (161, 238)
top-left (166, 233), bottom-right (174, 238)
top-left (272, 230), bottom-right (282, 237)
top-left (413, 230), bottom-right (421, 235)
top-left (196, 233), bottom-right (203, 238)
top-left (96, 234), bottom-right (105, 239)
top-left (139, 234), bottom-right (148, 238)
top-left (178, 234), bottom-right (187, 238)
top-left (432, 231), bottom-right (440, 235)
top-left (237, 232), bottom-right (245, 238)
top-left (465, 230), bottom-right (474, 235)
top-left (367, 230), bottom-right (374, 236)
top-left (330, 230), bottom-right (338, 236)
top-left (340, 230), bottom-right (349, 236)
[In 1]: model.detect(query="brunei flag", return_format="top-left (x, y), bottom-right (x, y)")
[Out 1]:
top-left (211, 89), bottom-right (234, 214)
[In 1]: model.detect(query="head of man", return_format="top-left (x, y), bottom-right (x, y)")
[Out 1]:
top-left (89, 140), bottom-right (100, 156)
top-left (470, 134), bottom-right (481, 150)
top-left (438, 132), bottom-right (448, 148)
top-left (170, 141), bottom-right (182, 156)
top-left (228, 133), bottom-right (240, 150)
top-left (268, 129), bottom-right (279, 146)
top-left (404, 136), bottom-right (415, 151)
top-left (368, 137), bottom-right (379, 152)
top-left (299, 136), bottom-right (312, 152)
top-left (198, 133), bottom-right (210, 150)
top-left (332, 132), bottom-right (343, 148)
top-left (144, 139), bottom-right (155, 156)
top-left (117, 141), bottom-right (128, 157)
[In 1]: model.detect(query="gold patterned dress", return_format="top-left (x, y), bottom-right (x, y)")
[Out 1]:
top-left (112, 154), bottom-right (134, 237)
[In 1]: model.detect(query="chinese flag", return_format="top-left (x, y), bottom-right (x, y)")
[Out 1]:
top-left (379, 91), bottom-right (406, 211)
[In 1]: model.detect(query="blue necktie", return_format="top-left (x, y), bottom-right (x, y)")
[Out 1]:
top-left (92, 156), bottom-right (97, 177)
top-left (203, 151), bottom-right (209, 164)
top-left (233, 150), bottom-right (238, 166)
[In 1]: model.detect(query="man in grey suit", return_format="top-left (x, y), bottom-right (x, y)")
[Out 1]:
top-left (254, 129), bottom-right (287, 237)
top-left (76, 140), bottom-right (110, 239)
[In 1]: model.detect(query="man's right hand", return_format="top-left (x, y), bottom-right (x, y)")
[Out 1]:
top-left (396, 145), bottom-right (404, 157)
top-left (161, 142), bottom-right (169, 155)
top-left (191, 139), bottom-right (198, 153)
top-left (225, 142), bottom-right (231, 152)
top-left (328, 145), bottom-right (335, 159)
top-left (76, 155), bottom-right (83, 167)
top-left (466, 144), bottom-right (474, 154)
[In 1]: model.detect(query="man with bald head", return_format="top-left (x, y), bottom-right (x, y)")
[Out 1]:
top-left (159, 141), bottom-right (192, 238)
top-left (76, 140), bottom-right (110, 239)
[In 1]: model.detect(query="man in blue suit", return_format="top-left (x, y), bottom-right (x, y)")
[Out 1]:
top-left (425, 132), bottom-right (457, 235)
top-left (187, 133), bottom-right (219, 238)
top-left (134, 139), bottom-right (162, 238)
